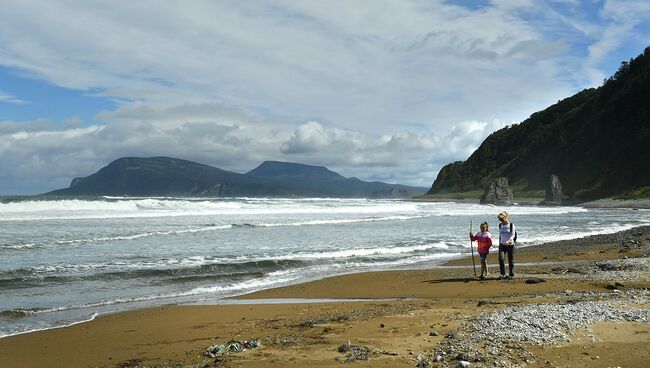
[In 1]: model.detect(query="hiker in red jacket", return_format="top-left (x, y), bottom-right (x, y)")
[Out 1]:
top-left (469, 221), bottom-right (493, 279)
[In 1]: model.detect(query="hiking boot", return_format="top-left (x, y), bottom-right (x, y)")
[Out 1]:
top-left (479, 275), bottom-right (485, 280)
top-left (498, 274), bottom-right (506, 280)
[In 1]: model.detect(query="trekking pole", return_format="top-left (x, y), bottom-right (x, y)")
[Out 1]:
top-left (470, 220), bottom-right (477, 277)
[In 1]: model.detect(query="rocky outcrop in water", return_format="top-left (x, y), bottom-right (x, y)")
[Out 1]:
top-left (480, 177), bottom-right (514, 205)
top-left (541, 174), bottom-right (563, 205)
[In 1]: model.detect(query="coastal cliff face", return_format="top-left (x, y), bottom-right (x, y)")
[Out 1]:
top-left (428, 46), bottom-right (650, 200)
top-left (46, 157), bottom-right (426, 198)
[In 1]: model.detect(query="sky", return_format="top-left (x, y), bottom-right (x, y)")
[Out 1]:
top-left (1, 0), bottom-right (649, 194)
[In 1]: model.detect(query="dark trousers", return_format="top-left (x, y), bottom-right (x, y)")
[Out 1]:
top-left (498, 244), bottom-right (515, 276)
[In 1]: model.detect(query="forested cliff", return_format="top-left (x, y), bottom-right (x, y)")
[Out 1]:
top-left (428, 46), bottom-right (650, 200)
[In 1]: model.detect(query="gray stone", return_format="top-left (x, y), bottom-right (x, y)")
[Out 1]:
top-left (540, 174), bottom-right (562, 205)
top-left (480, 177), bottom-right (514, 205)
top-left (525, 278), bottom-right (546, 284)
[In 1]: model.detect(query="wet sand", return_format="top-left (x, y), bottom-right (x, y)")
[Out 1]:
top-left (1, 227), bottom-right (649, 367)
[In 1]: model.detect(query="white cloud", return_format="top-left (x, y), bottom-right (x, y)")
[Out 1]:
top-left (0, 105), bottom-right (510, 193)
top-left (0, 0), bottom-right (582, 132)
top-left (0, 90), bottom-right (29, 104)
top-left (583, 0), bottom-right (650, 84)
top-left (280, 122), bottom-right (331, 154)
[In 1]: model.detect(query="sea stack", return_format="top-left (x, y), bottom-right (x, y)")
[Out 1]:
top-left (480, 177), bottom-right (514, 205)
top-left (541, 174), bottom-right (562, 205)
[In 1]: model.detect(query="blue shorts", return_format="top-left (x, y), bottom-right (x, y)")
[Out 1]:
top-left (479, 253), bottom-right (488, 261)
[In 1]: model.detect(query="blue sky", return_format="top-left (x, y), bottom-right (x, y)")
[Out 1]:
top-left (0, 66), bottom-right (115, 123)
top-left (1, 0), bottom-right (649, 194)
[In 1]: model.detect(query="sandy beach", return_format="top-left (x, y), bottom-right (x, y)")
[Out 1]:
top-left (1, 227), bottom-right (649, 368)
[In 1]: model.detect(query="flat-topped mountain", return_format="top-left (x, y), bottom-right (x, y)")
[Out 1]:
top-left (247, 161), bottom-right (345, 181)
top-left (47, 157), bottom-right (426, 198)
top-left (247, 161), bottom-right (421, 197)
top-left (428, 46), bottom-right (650, 200)
top-left (47, 157), bottom-right (298, 197)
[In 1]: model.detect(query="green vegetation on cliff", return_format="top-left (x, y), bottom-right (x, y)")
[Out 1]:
top-left (428, 46), bottom-right (650, 200)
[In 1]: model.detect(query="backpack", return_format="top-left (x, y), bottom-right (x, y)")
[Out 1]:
top-left (500, 223), bottom-right (517, 243)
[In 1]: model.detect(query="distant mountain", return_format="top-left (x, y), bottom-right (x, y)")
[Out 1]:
top-left (247, 161), bottom-right (426, 197)
top-left (46, 157), bottom-right (300, 197)
top-left (427, 46), bottom-right (650, 200)
top-left (47, 157), bottom-right (426, 198)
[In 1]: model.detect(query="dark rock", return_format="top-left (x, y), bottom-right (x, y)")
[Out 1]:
top-left (477, 300), bottom-right (498, 307)
top-left (525, 278), bottom-right (546, 284)
top-left (540, 174), bottom-right (562, 205)
top-left (479, 177), bottom-right (514, 205)
top-left (429, 331), bottom-right (439, 336)
top-left (605, 282), bottom-right (625, 290)
top-left (336, 344), bottom-right (376, 362)
top-left (446, 331), bottom-right (458, 339)
top-left (596, 262), bottom-right (632, 271)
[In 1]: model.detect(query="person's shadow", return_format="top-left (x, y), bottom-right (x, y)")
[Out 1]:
top-left (422, 277), bottom-right (497, 284)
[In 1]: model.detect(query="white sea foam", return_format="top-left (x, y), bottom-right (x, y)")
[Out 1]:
top-left (55, 224), bottom-right (233, 245)
top-left (257, 241), bottom-right (453, 261)
top-left (519, 221), bottom-right (650, 245)
top-left (14, 216), bottom-right (426, 249)
top-left (415, 203), bottom-right (589, 217)
top-left (0, 198), bottom-right (420, 221)
top-left (1, 243), bottom-right (36, 250)
top-left (10, 240), bottom-right (455, 277)
top-left (0, 312), bottom-right (100, 339)
top-left (253, 214), bottom-right (428, 227)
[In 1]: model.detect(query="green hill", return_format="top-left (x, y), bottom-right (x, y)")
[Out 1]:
top-left (428, 46), bottom-right (650, 200)
top-left (46, 157), bottom-right (299, 197)
top-left (47, 157), bottom-right (426, 198)
top-left (247, 161), bottom-right (425, 198)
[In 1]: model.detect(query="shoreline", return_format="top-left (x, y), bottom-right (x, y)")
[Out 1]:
top-left (411, 196), bottom-right (650, 209)
top-left (1, 227), bottom-right (649, 367)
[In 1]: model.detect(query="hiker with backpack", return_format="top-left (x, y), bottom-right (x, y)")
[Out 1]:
top-left (497, 211), bottom-right (517, 279)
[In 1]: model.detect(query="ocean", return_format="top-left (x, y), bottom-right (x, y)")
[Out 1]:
top-left (1, 197), bottom-right (649, 338)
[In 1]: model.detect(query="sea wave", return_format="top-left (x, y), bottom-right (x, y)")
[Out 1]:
top-left (0, 312), bottom-right (100, 339)
top-left (0, 243), bottom-right (36, 250)
top-left (2, 215), bottom-right (429, 250)
top-left (0, 198), bottom-right (420, 221)
top-left (264, 242), bottom-right (452, 261)
top-left (0, 250), bottom-right (463, 328)
top-left (233, 214), bottom-right (429, 228)
top-left (519, 221), bottom-right (650, 245)
top-left (0, 241), bottom-right (456, 288)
